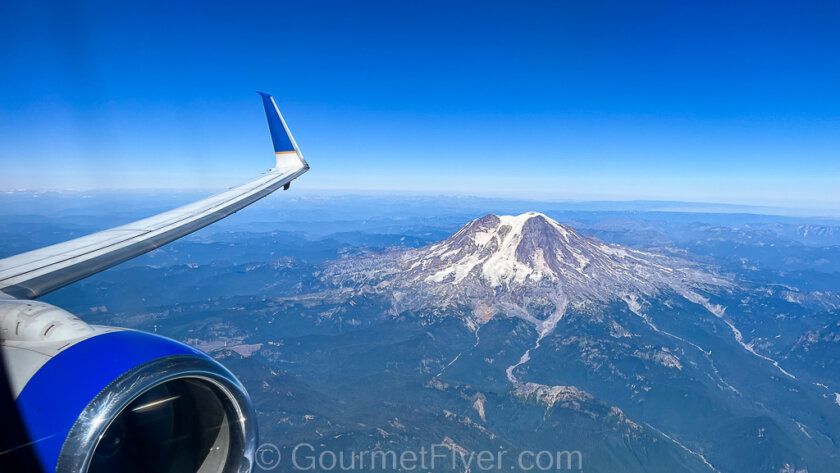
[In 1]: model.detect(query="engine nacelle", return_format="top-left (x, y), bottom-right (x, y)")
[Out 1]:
top-left (1, 299), bottom-right (256, 473)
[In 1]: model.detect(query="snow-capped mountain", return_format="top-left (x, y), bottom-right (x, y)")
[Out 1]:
top-left (317, 213), bottom-right (840, 471)
top-left (327, 212), bottom-right (729, 325)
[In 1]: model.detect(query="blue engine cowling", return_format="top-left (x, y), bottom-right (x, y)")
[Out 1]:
top-left (11, 330), bottom-right (257, 473)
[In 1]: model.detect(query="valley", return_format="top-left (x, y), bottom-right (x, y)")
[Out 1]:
top-left (6, 195), bottom-right (839, 472)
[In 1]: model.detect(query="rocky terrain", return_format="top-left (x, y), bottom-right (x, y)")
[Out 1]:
top-left (37, 209), bottom-right (840, 472)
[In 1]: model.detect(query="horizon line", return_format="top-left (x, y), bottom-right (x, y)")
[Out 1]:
top-left (2, 187), bottom-right (838, 220)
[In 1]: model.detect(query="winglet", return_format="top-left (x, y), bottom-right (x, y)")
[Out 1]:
top-left (257, 91), bottom-right (309, 171)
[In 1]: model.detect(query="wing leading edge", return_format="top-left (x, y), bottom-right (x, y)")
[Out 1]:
top-left (0, 92), bottom-right (309, 300)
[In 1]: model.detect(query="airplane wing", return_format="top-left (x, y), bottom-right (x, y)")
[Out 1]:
top-left (0, 91), bottom-right (309, 300)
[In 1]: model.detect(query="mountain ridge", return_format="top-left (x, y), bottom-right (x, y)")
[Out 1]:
top-left (326, 212), bottom-right (731, 326)
top-left (63, 211), bottom-right (840, 472)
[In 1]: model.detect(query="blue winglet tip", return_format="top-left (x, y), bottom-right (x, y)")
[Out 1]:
top-left (257, 91), bottom-right (296, 153)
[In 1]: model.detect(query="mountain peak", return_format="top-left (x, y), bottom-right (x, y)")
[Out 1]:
top-left (424, 212), bottom-right (625, 288)
top-left (326, 212), bottom-right (730, 323)
top-left (460, 212), bottom-right (566, 239)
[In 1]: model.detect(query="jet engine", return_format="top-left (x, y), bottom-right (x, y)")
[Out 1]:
top-left (0, 298), bottom-right (256, 473)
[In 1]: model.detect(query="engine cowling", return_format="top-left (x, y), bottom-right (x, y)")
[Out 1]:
top-left (1, 300), bottom-right (257, 473)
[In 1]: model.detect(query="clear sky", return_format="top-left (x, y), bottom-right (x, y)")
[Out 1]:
top-left (1, 1), bottom-right (838, 209)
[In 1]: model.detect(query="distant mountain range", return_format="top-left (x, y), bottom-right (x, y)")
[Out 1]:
top-left (315, 212), bottom-right (840, 472)
top-left (32, 208), bottom-right (840, 472)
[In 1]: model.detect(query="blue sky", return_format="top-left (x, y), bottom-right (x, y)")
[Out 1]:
top-left (1, 1), bottom-right (838, 209)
